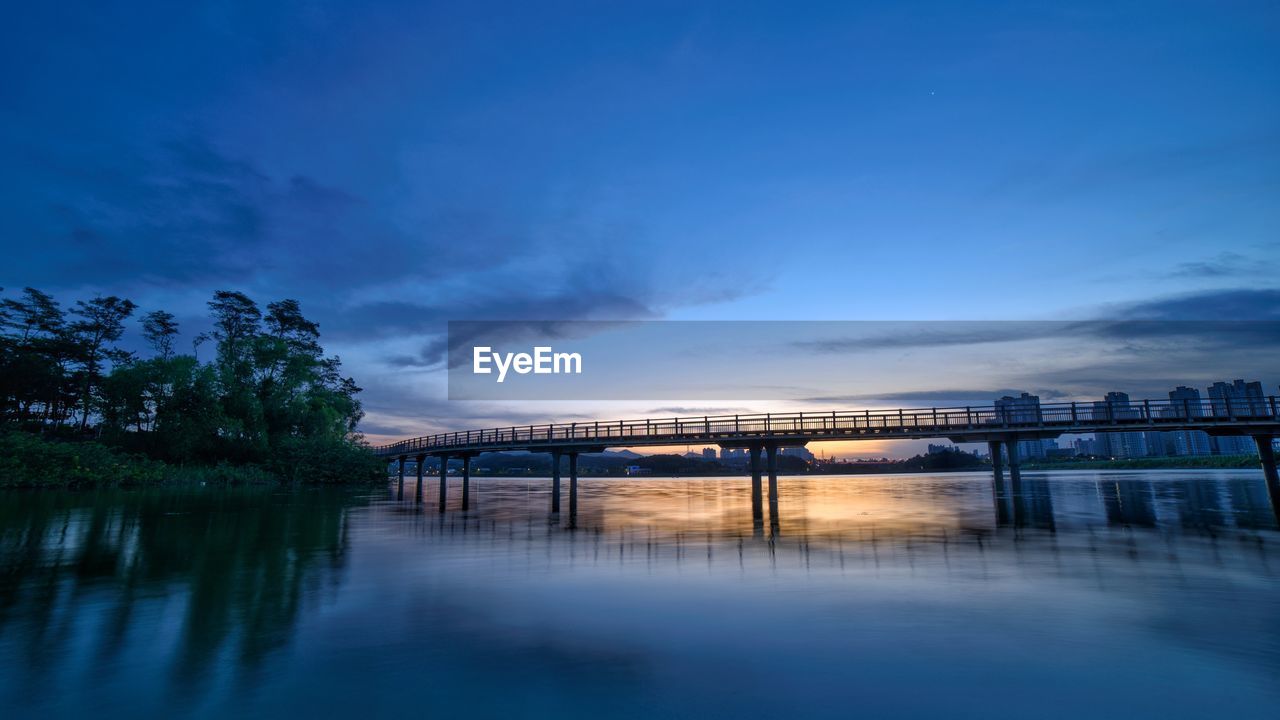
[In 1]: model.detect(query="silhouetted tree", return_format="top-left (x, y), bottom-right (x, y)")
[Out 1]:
top-left (141, 310), bottom-right (179, 360)
top-left (70, 296), bottom-right (137, 432)
top-left (2, 287), bottom-right (376, 482)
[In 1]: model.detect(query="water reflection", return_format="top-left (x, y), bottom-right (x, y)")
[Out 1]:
top-left (0, 487), bottom-right (370, 713)
top-left (1, 471), bottom-right (1277, 719)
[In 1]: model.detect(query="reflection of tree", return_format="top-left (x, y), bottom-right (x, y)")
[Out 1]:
top-left (0, 487), bottom-right (367, 694)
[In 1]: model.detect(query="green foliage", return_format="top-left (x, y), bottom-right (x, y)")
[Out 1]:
top-left (1, 287), bottom-right (380, 486)
top-left (0, 431), bottom-right (164, 487)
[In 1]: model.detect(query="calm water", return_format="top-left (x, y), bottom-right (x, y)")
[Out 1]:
top-left (1, 470), bottom-right (1278, 719)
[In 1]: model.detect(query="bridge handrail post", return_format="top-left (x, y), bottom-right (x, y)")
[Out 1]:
top-left (1106, 401), bottom-right (1114, 424)
top-left (704, 415), bottom-right (710, 435)
top-left (735, 415), bottom-right (739, 433)
top-left (831, 410), bottom-right (837, 430)
top-left (1143, 399), bottom-right (1151, 422)
top-left (1271, 395), bottom-right (1278, 418)
top-left (965, 406), bottom-right (972, 426)
top-left (766, 413), bottom-right (771, 432)
top-left (898, 409), bottom-right (904, 430)
top-left (1070, 402), bottom-right (1077, 422)
top-left (1225, 396), bottom-right (1233, 420)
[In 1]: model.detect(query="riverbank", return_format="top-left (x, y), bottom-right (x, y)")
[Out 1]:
top-left (1022, 455), bottom-right (1261, 471)
top-left (0, 431), bottom-right (382, 488)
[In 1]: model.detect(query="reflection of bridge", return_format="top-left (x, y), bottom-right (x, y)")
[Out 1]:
top-left (374, 398), bottom-right (1280, 522)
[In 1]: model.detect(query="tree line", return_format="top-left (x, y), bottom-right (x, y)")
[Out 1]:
top-left (0, 287), bottom-right (378, 482)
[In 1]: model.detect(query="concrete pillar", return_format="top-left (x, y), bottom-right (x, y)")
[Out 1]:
top-left (461, 455), bottom-right (471, 511)
top-left (550, 450), bottom-right (562, 514)
top-left (988, 441), bottom-right (1004, 481)
top-left (1006, 437), bottom-right (1022, 487)
top-left (438, 454), bottom-right (449, 513)
top-left (396, 456), bottom-right (406, 499)
top-left (1254, 435), bottom-right (1280, 524)
top-left (415, 454), bottom-right (426, 503)
top-left (766, 443), bottom-right (779, 502)
top-left (568, 452), bottom-right (579, 524)
top-left (749, 445), bottom-right (763, 519)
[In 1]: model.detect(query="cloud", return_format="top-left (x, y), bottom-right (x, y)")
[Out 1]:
top-left (799, 389), bottom-right (1072, 407)
top-left (1169, 252), bottom-right (1266, 279)
top-left (645, 406), bottom-right (755, 416)
top-left (1110, 288), bottom-right (1280, 321)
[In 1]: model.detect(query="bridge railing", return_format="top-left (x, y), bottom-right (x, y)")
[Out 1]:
top-left (373, 396), bottom-right (1280, 456)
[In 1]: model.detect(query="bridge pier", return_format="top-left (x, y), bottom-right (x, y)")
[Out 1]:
top-left (1254, 435), bottom-right (1280, 523)
top-left (396, 456), bottom-right (406, 500)
top-left (988, 441), bottom-right (1004, 481)
top-left (438, 453), bottom-right (450, 512)
top-left (550, 450), bottom-right (562, 514)
top-left (415, 453), bottom-right (426, 503)
top-left (749, 445), bottom-right (763, 523)
top-left (765, 443), bottom-right (779, 502)
top-left (1006, 438), bottom-right (1022, 489)
top-left (568, 452), bottom-right (579, 527)
top-left (461, 454), bottom-right (471, 511)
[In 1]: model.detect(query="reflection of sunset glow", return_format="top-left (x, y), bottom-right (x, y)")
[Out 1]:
top-left (617, 440), bottom-right (904, 459)
top-left (580, 474), bottom-right (991, 542)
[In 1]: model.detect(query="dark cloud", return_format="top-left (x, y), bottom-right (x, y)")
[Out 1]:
top-left (793, 323), bottom-right (1064, 354)
top-left (799, 389), bottom-right (1071, 407)
top-left (791, 291), bottom-right (1280, 357)
top-left (1110, 288), bottom-right (1280, 321)
top-left (645, 406), bottom-right (755, 416)
top-left (1170, 252), bottom-right (1261, 279)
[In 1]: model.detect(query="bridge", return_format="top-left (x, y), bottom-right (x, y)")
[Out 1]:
top-left (373, 397), bottom-right (1280, 523)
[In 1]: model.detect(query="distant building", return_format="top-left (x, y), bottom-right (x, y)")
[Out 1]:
top-left (926, 443), bottom-right (951, 455)
top-left (779, 446), bottom-right (815, 461)
top-left (702, 447), bottom-right (717, 460)
top-left (1208, 379), bottom-right (1267, 416)
top-left (1163, 386), bottom-right (1212, 456)
top-left (1093, 392), bottom-right (1148, 458)
top-left (1207, 379), bottom-right (1265, 455)
top-left (719, 447), bottom-right (744, 461)
top-left (1073, 437), bottom-right (1099, 456)
top-left (1013, 435), bottom-right (1044, 456)
top-left (995, 392), bottom-right (1041, 423)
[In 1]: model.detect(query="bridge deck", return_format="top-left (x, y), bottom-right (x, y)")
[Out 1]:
top-left (374, 397), bottom-right (1280, 458)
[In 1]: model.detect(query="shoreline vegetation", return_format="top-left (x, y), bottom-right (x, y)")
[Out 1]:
top-left (1, 287), bottom-right (382, 488)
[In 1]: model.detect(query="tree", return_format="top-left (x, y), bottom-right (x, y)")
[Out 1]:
top-left (2, 287), bottom-right (65, 343)
top-left (4, 287), bottom-right (378, 482)
top-left (0, 288), bottom-right (72, 425)
top-left (141, 310), bottom-right (179, 360)
top-left (70, 296), bottom-right (137, 432)
top-left (207, 290), bottom-right (261, 371)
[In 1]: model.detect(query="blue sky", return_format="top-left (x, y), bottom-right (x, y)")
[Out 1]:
top-left (2, 1), bottom-right (1277, 452)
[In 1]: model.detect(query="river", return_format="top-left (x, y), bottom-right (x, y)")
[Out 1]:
top-left (1, 470), bottom-right (1277, 718)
